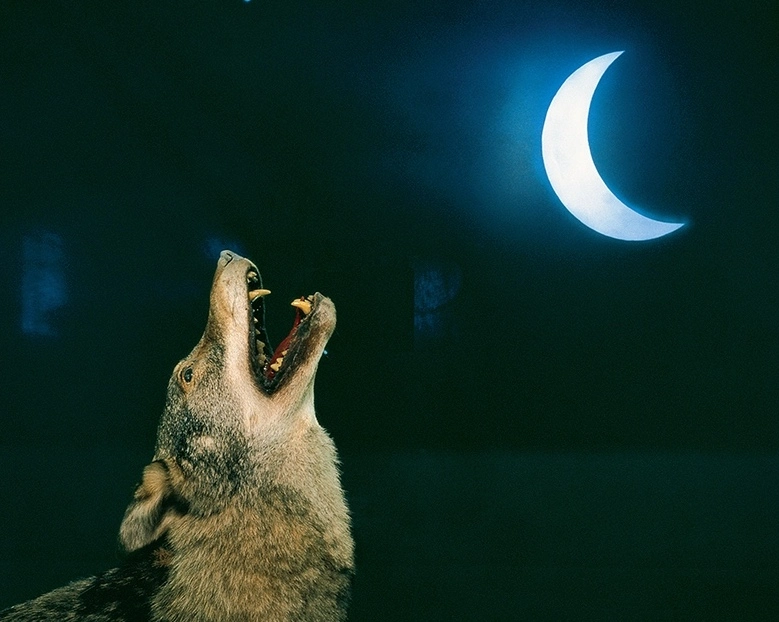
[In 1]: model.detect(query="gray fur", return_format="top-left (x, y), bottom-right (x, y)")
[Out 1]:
top-left (1, 251), bottom-right (354, 621)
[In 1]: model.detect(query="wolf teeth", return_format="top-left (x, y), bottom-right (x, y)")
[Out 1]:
top-left (270, 357), bottom-right (283, 372)
top-left (247, 270), bottom-right (259, 282)
top-left (290, 299), bottom-right (311, 315)
top-left (249, 289), bottom-right (271, 302)
top-left (255, 340), bottom-right (267, 367)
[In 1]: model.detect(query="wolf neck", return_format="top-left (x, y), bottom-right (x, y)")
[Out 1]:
top-left (155, 445), bottom-right (353, 621)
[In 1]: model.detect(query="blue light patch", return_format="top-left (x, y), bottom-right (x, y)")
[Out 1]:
top-left (21, 232), bottom-right (67, 336)
top-left (414, 259), bottom-right (461, 347)
top-left (203, 237), bottom-right (246, 260)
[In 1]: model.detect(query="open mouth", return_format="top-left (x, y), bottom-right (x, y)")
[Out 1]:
top-left (245, 266), bottom-right (316, 393)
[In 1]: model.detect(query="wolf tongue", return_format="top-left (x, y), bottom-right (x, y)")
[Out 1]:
top-left (264, 308), bottom-right (303, 379)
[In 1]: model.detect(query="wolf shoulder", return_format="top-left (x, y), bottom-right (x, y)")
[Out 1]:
top-left (0, 545), bottom-right (164, 621)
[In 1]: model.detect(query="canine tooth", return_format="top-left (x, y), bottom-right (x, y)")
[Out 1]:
top-left (270, 357), bottom-right (283, 372)
top-left (290, 299), bottom-right (311, 315)
top-left (249, 289), bottom-right (271, 301)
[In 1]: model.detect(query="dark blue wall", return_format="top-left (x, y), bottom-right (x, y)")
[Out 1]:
top-left (1, 0), bottom-right (776, 618)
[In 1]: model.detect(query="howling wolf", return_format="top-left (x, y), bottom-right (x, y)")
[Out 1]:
top-left (1, 250), bottom-right (354, 621)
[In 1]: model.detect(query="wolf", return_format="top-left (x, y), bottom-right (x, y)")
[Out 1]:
top-left (1, 250), bottom-right (354, 621)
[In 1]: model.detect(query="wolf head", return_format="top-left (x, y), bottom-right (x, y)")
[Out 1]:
top-left (117, 251), bottom-right (352, 619)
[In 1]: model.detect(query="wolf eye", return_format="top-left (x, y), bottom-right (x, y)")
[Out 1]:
top-left (182, 367), bottom-right (193, 383)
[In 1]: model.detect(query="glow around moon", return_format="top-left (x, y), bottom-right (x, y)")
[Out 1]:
top-left (541, 51), bottom-right (685, 241)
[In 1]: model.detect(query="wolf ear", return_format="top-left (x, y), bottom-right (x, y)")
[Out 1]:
top-left (119, 460), bottom-right (185, 553)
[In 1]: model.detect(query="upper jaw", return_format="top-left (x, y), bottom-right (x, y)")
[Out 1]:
top-left (209, 251), bottom-right (333, 396)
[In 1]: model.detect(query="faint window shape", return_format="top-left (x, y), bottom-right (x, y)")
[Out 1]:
top-left (21, 232), bottom-right (67, 336)
top-left (413, 259), bottom-right (462, 347)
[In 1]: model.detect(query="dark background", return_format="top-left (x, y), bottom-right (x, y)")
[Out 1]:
top-left (1, 0), bottom-right (776, 619)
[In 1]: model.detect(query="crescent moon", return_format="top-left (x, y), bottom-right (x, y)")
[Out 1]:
top-left (541, 51), bottom-right (684, 241)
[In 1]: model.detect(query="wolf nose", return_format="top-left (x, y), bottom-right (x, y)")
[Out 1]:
top-left (220, 250), bottom-right (235, 265)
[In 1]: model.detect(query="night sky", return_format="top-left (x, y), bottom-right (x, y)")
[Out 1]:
top-left (1, 0), bottom-right (777, 619)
